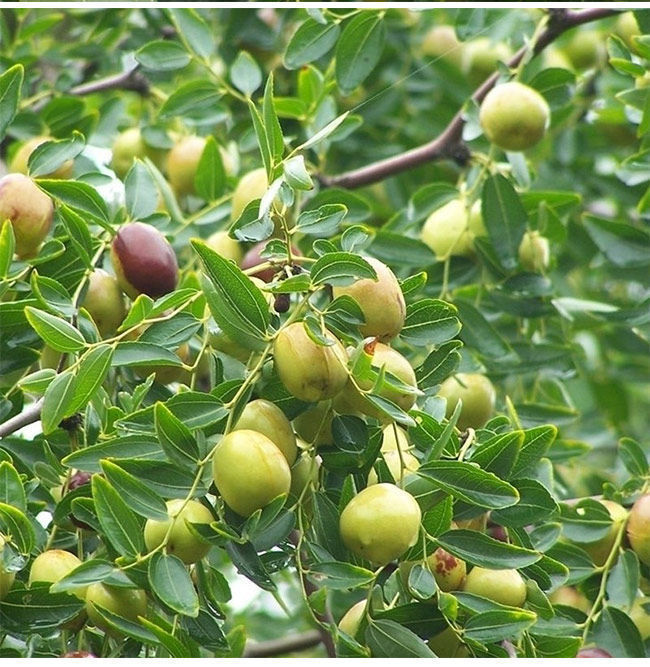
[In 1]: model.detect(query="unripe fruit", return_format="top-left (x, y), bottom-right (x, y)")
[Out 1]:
top-left (143, 499), bottom-right (212, 564)
top-left (428, 548), bottom-right (467, 592)
top-left (438, 373), bottom-right (496, 431)
top-left (462, 38), bottom-right (511, 85)
top-left (627, 494), bottom-right (650, 566)
top-left (339, 342), bottom-right (417, 419)
top-left (0, 535), bottom-right (15, 601)
top-left (206, 230), bottom-right (242, 264)
top-left (339, 483), bottom-right (421, 565)
top-left (577, 648), bottom-right (612, 658)
top-left (629, 598), bottom-right (650, 640)
top-left (582, 500), bottom-right (627, 567)
top-left (212, 430), bottom-right (291, 517)
top-left (10, 135), bottom-right (74, 179)
top-left (135, 342), bottom-right (190, 385)
top-left (616, 12), bottom-right (640, 52)
top-left (479, 82), bottom-right (550, 152)
top-left (381, 424), bottom-right (410, 452)
top-left (110, 222), bottom-right (178, 299)
top-left (421, 199), bottom-right (485, 260)
top-left (549, 586), bottom-right (591, 613)
top-left (338, 600), bottom-right (366, 637)
top-left (293, 403), bottom-right (335, 447)
top-left (289, 450), bottom-right (320, 500)
top-left (82, 269), bottom-right (126, 337)
top-left (233, 399), bottom-right (297, 465)
top-left (543, 47), bottom-right (573, 70)
top-left (463, 567), bottom-right (526, 607)
top-left (429, 627), bottom-right (469, 658)
top-left (518, 231), bottom-right (550, 273)
top-left (562, 30), bottom-right (606, 70)
top-left (0, 173), bottom-right (54, 259)
top-left (111, 128), bottom-right (160, 179)
top-left (273, 323), bottom-right (348, 403)
top-left (421, 25), bottom-right (462, 68)
top-left (240, 241), bottom-right (300, 283)
top-left (167, 136), bottom-right (233, 198)
top-left (85, 583), bottom-right (147, 636)
top-left (368, 449), bottom-right (419, 486)
top-left (29, 549), bottom-right (86, 600)
top-left (332, 257), bottom-right (406, 342)
top-left (231, 168), bottom-right (268, 221)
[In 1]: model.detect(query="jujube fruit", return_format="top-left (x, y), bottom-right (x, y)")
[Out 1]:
top-left (206, 230), bottom-right (243, 264)
top-left (10, 135), bottom-right (74, 179)
top-left (381, 424), bottom-right (410, 452)
top-left (85, 583), bottom-right (147, 636)
top-left (240, 241), bottom-right (300, 283)
top-left (518, 230), bottom-right (550, 272)
top-left (479, 81), bottom-right (550, 152)
top-left (111, 128), bottom-right (166, 179)
top-left (421, 199), bottom-right (485, 260)
top-left (0, 535), bottom-right (15, 601)
top-left (28, 549), bottom-right (86, 600)
top-left (463, 567), bottom-right (526, 607)
top-left (562, 30), bottom-right (605, 70)
top-left (420, 25), bottom-right (463, 68)
top-left (616, 12), bottom-right (640, 52)
top-left (627, 494), bottom-right (650, 566)
top-left (338, 600), bottom-right (366, 637)
top-left (428, 627), bottom-right (469, 658)
top-left (212, 429), bottom-right (291, 517)
top-left (143, 499), bottom-right (213, 564)
top-left (339, 483), bottom-right (421, 565)
top-left (462, 38), bottom-right (511, 85)
top-left (293, 403), bottom-right (335, 447)
top-left (580, 499), bottom-right (627, 567)
top-left (0, 173), bottom-right (54, 259)
top-left (273, 322), bottom-right (348, 403)
top-left (332, 256), bottom-right (406, 342)
top-left (233, 398), bottom-right (297, 465)
top-left (427, 548), bottom-right (467, 592)
top-left (231, 168), bottom-right (268, 221)
top-left (576, 648), bottom-right (612, 658)
top-left (629, 598), bottom-right (650, 640)
top-left (438, 372), bottom-right (496, 431)
top-left (549, 586), bottom-right (591, 613)
top-left (135, 342), bottom-right (190, 386)
top-left (289, 450), bottom-right (320, 501)
top-left (110, 222), bottom-right (178, 299)
top-left (368, 449), bottom-right (419, 486)
top-left (81, 269), bottom-right (126, 337)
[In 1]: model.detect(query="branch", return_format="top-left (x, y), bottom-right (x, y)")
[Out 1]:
top-left (69, 66), bottom-right (149, 97)
top-left (322, 8), bottom-right (619, 189)
top-left (243, 630), bottom-right (322, 658)
top-left (0, 398), bottom-right (43, 439)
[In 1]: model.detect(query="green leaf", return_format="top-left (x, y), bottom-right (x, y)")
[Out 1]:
top-left (37, 180), bottom-right (109, 223)
top-left (455, 299), bottom-right (511, 360)
top-left (591, 605), bottom-right (645, 658)
top-left (112, 342), bottom-right (185, 368)
top-left (63, 435), bottom-right (164, 473)
top-left (230, 51), bottom-right (262, 97)
top-left (417, 460), bottom-right (519, 509)
top-left (100, 459), bottom-right (169, 521)
top-left (25, 307), bottom-right (86, 352)
top-left (335, 13), bottom-right (386, 95)
top-left (402, 299), bottom-right (461, 347)
top-left (310, 252), bottom-right (376, 286)
top-left (27, 132), bottom-right (85, 178)
top-left (50, 559), bottom-right (121, 593)
top-left (0, 219), bottom-right (15, 278)
top-left (69, 344), bottom-right (113, 414)
top-left (284, 155), bottom-right (314, 191)
top-left (366, 619), bottom-right (436, 658)
top-left (154, 402), bottom-right (200, 467)
top-left (435, 529), bottom-right (540, 569)
top-left (41, 370), bottom-right (77, 434)
top-left (584, 214), bottom-right (650, 268)
top-left (0, 64), bottom-right (24, 141)
top-left (284, 18), bottom-right (340, 69)
top-left (606, 550), bottom-right (639, 609)
top-left (136, 40), bottom-right (191, 71)
top-left (619, 437), bottom-right (649, 477)
top-left (168, 8), bottom-right (215, 59)
top-left (296, 204), bottom-right (346, 236)
top-left (464, 609), bottom-right (537, 643)
top-left (159, 80), bottom-right (222, 120)
top-left (195, 136), bottom-right (226, 201)
top-left (92, 475), bottom-right (144, 557)
top-left (125, 160), bottom-right (158, 220)
top-left (511, 425), bottom-right (557, 478)
top-left (0, 462), bottom-right (25, 511)
top-left (263, 73), bottom-right (283, 164)
top-left (415, 341), bottom-right (463, 390)
top-left (490, 479), bottom-right (558, 528)
top-left (309, 562), bottom-right (375, 590)
top-left (58, 206), bottom-right (92, 267)
top-left (149, 552), bottom-right (199, 617)
top-left (0, 588), bottom-right (83, 634)
top-left (0, 502), bottom-right (34, 554)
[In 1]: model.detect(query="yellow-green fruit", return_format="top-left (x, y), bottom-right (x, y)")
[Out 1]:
top-left (82, 269), bottom-right (126, 337)
top-left (616, 12), bottom-right (640, 51)
top-left (212, 430), bottom-right (291, 517)
top-left (289, 451), bottom-right (320, 500)
top-left (167, 136), bottom-right (233, 197)
top-left (10, 136), bottom-right (74, 179)
top-left (273, 322), bottom-right (348, 403)
top-left (421, 25), bottom-right (462, 68)
top-left (339, 343), bottom-right (417, 419)
top-left (462, 38), bottom-right (511, 84)
top-left (338, 600), bottom-right (366, 637)
top-left (629, 598), bottom-right (650, 640)
top-left (438, 373), bottom-right (496, 431)
top-left (429, 627), bottom-right (469, 657)
top-left (294, 403), bottom-right (335, 447)
top-left (428, 548), bottom-right (467, 592)
top-left (0, 535), bottom-right (15, 601)
top-left (627, 494), bottom-right (650, 566)
top-left (85, 583), bottom-right (147, 636)
top-left (381, 424), bottom-right (410, 452)
top-left (582, 500), bottom-right (627, 567)
top-left (421, 199), bottom-right (485, 260)
top-left (135, 342), bottom-right (190, 385)
top-left (543, 47), bottom-right (573, 70)
top-left (562, 30), bottom-right (606, 70)
top-left (234, 399), bottom-right (297, 465)
top-left (479, 81), bottom-right (550, 152)
top-left (549, 586), bottom-right (591, 613)
top-left (40, 345), bottom-right (67, 370)
top-left (518, 231), bottom-right (550, 272)
top-left (636, 73), bottom-right (650, 90)
top-left (368, 449), bottom-right (419, 486)
top-left (231, 168), bottom-right (268, 221)
top-left (0, 173), bottom-right (54, 259)
top-left (332, 257), bottom-right (406, 342)
top-left (463, 567), bottom-right (526, 607)
top-left (28, 549), bottom-right (85, 600)
top-left (339, 483), bottom-right (421, 565)
top-left (143, 499), bottom-right (213, 565)
top-left (206, 230), bottom-right (242, 264)
top-left (112, 128), bottom-right (145, 179)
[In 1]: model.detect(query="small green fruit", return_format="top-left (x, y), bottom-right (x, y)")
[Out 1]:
top-left (421, 25), bottom-right (463, 68)
top-left (582, 500), bottom-right (627, 567)
top-left (627, 494), bottom-right (650, 566)
top-left (338, 600), bottom-right (366, 637)
top-left (429, 627), bottom-right (468, 657)
top-left (111, 128), bottom-right (167, 179)
top-left (368, 449), bottom-right (419, 486)
top-left (29, 549), bottom-right (85, 600)
top-left (143, 499), bottom-right (212, 565)
top-left (339, 483), bottom-right (421, 565)
top-left (273, 322), bottom-right (348, 403)
top-left (616, 12), bottom-right (640, 52)
top-left (462, 38), bottom-right (511, 85)
top-left (234, 399), bottom-right (297, 465)
top-left (289, 450), bottom-right (320, 501)
top-left (518, 230), bottom-right (550, 272)
top-left (438, 373), bottom-right (496, 431)
top-left (206, 230), bottom-right (242, 264)
top-left (479, 81), bottom-right (550, 152)
top-left (332, 256), bottom-right (406, 342)
top-left (110, 222), bottom-right (178, 299)
top-left (212, 429), bottom-right (291, 517)
top-left (381, 424), bottom-right (410, 452)
top-left (421, 199), bottom-right (485, 260)
top-left (562, 30), bottom-right (606, 70)
top-left (0, 535), bottom-right (15, 601)
top-left (0, 173), bottom-right (54, 259)
top-left (231, 168), bottom-right (268, 222)
top-left (549, 586), bottom-right (591, 613)
top-left (293, 403), bottom-right (335, 447)
top-left (629, 598), bottom-right (650, 640)
top-left (463, 567), bottom-right (526, 607)
top-left (10, 136), bottom-right (74, 179)
top-left (82, 269), bottom-right (126, 337)
top-left (85, 583), bottom-right (147, 636)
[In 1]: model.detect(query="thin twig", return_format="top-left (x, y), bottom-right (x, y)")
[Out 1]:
top-left (0, 398), bottom-right (43, 439)
top-left (243, 630), bottom-right (322, 658)
top-left (322, 8), bottom-right (619, 189)
top-left (69, 66), bottom-right (149, 97)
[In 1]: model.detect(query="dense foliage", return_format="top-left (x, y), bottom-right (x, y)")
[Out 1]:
top-left (0, 5), bottom-right (649, 659)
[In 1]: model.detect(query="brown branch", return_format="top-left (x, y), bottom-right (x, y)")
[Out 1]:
top-left (322, 8), bottom-right (620, 190)
top-left (69, 66), bottom-right (149, 97)
top-left (243, 630), bottom-right (322, 658)
top-left (0, 398), bottom-right (43, 439)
